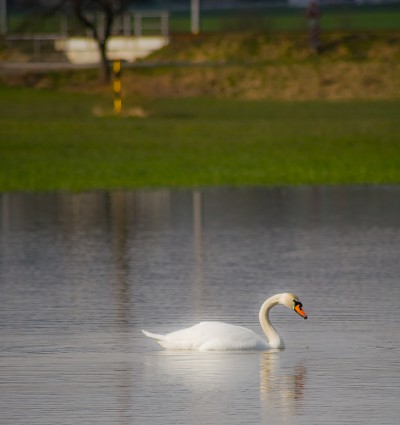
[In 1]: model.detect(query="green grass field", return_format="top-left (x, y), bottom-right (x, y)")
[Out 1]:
top-left (171, 5), bottom-right (400, 32)
top-left (1, 85), bottom-right (400, 192)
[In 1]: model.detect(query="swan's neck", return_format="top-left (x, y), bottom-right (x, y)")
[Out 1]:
top-left (259, 294), bottom-right (285, 349)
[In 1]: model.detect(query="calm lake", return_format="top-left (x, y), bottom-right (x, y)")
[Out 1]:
top-left (1, 186), bottom-right (399, 425)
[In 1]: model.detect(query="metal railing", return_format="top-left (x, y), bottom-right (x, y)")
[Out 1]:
top-left (4, 34), bottom-right (66, 61)
top-left (3, 11), bottom-right (170, 62)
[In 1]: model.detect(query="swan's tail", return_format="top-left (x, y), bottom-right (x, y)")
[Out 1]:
top-left (142, 329), bottom-right (166, 341)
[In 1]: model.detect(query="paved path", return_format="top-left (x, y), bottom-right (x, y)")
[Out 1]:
top-left (0, 60), bottom-right (223, 75)
top-left (0, 61), bottom-right (97, 74)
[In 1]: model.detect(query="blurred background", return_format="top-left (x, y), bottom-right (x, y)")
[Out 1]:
top-left (2, 0), bottom-right (400, 63)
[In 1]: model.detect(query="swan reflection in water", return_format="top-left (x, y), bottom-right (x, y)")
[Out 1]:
top-left (259, 352), bottom-right (306, 417)
top-left (142, 350), bottom-right (306, 418)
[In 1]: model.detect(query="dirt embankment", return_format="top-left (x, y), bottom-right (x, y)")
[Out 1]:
top-left (2, 31), bottom-right (400, 100)
top-left (124, 31), bottom-right (400, 100)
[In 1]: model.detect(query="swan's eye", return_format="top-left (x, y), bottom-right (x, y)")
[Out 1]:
top-left (293, 300), bottom-right (302, 309)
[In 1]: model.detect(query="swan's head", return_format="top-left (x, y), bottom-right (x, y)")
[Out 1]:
top-left (279, 293), bottom-right (308, 319)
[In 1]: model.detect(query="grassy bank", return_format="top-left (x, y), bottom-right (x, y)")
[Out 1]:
top-left (1, 86), bottom-right (399, 192)
top-left (3, 31), bottom-right (400, 101)
top-left (128, 31), bottom-right (400, 100)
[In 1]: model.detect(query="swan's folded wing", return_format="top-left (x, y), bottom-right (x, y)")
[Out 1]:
top-left (187, 322), bottom-right (268, 351)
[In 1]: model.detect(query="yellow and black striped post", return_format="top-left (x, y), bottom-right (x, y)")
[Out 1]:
top-left (113, 60), bottom-right (122, 114)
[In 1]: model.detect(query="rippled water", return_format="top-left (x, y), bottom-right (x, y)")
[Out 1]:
top-left (1, 187), bottom-right (400, 425)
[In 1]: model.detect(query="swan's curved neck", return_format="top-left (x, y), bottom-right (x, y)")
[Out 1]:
top-left (259, 294), bottom-right (285, 349)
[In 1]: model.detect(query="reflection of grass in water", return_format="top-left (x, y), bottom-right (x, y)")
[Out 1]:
top-left (0, 86), bottom-right (399, 191)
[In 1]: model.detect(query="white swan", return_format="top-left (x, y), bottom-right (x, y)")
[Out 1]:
top-left (142, 292), bottom-right (307, 351)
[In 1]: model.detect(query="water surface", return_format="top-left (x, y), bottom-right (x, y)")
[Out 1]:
top-left (1, 187), bottom-right (400, 425)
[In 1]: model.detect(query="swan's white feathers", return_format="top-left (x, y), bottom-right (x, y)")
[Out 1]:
top-left (142, 321), bottom-right (269, 351)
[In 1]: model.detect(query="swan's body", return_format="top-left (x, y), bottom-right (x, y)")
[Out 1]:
top-left (142, 322), bottom-right (269, 351)
top-left (142, 292), bottom-right (307, 351)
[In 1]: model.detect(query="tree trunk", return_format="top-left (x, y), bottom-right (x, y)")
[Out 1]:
top-left (98, 40), bottom-right (111, 83)
top-left (72, 1), bottom-right (115, 84)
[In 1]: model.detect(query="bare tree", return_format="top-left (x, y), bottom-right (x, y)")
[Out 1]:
top-left (33, 0), bottom-right (128, 82)
top-left (65, 0), bottom-right (126, 82)
top-left (10, 1), bottom-right (134, 81)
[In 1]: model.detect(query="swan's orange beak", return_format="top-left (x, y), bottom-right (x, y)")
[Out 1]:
top-left (294, 304), bottom-right (308, 319)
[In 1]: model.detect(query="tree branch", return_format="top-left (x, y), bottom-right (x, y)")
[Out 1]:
top-left (72, 0), bottom-right (99, 40)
